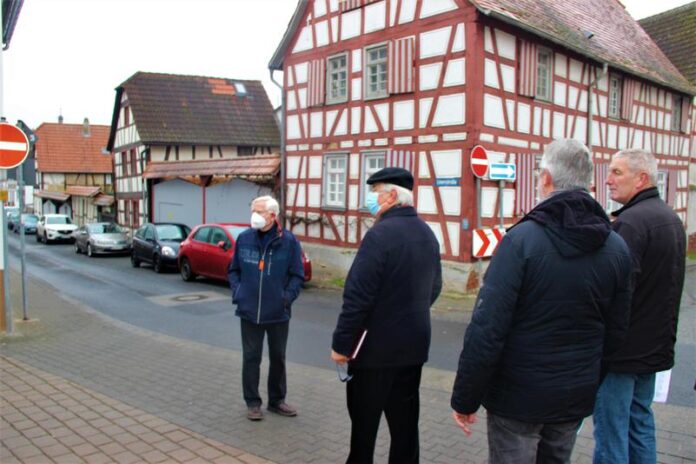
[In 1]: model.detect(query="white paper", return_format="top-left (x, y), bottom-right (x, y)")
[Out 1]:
top-left (652, 370), bottom-right (671, 403)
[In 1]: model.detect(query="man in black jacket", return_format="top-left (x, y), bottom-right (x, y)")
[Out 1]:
top-left (331, 167), bottom-right (442, 464)
top-left (451, 139), bottom-right (632, 463)
top-left (593, 149), bottom-right (686, 463)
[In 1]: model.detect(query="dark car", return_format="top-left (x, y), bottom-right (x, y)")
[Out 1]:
top-left (7, 212), bottom-right (20, 232)
top-left (178, 223), bottom-right (312, 283)
top-left (74, 222), bottom-right (131, 257)
top-left (131, 223), bottom-right (191, 273)
top-left (13, 214), bottom-right (39, 234)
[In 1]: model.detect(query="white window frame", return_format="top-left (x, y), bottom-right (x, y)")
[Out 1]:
top-left (360, 151), bottom-right (386, 209)
top-left (323, 153), bottom-right (348, 208)
top-left (365, 43), bottom-right (388, 100)
top-left (536, 47), bottom-right (553, 101)
top-left (671, 95), bottom-right (682, 132)
top-left (656, 170), bottom-right (668, 201)
top-left (608, 75), bottom-right (622, 119)
top-left (327, 52), bottom-right (349, 104)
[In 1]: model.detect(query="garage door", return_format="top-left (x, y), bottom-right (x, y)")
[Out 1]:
top-left (153, 179), bottom-right (202, 228)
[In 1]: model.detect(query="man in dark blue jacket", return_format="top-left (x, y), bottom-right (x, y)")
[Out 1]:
top-left (451, 139), bottom-right (632, 463)
top-left (331, 167), bottom-right (442, 464)
top-left (228, 195), bottom-right (304, 421)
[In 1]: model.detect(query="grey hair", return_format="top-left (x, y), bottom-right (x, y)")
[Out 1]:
top-left (377, 183), bottom-right (414, 206)
top-left (613, 149), bottom-right (658, 185)
top-left (252, 195), bottom-right (279, 215)
top-left (540, 139), bottom-right (594, 190)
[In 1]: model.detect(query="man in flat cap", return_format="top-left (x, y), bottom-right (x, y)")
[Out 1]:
top-left (331, 167), bottom-right (442, 463)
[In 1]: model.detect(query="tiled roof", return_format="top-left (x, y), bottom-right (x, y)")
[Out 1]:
top-left (34, 123), bottom-right (112, 174)
top-left (93, 193), bottom-right (114, 206)
top-left (639, 2), bottom-right (696, 86)
top-left (469, 0), bottom-right (695, 94)
top-left (34, 190), bottom-right (70, 201)
top-left (66, 185), bottom-right (101, 197)
top-left (142, 156), bottom-right (280, 181)
top-left (108, 72), bottom-right (280, 149)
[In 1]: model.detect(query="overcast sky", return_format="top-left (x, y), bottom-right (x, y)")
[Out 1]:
top-left (2, 0), bottom-right (692, 130)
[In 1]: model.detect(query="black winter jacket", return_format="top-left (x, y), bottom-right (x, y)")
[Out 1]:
top-left (332, 206), bottom-right (442, 368)
top-left (451, 190), bottom-right (632, 423)
top-left (607, 187), bottom-right (686, 373)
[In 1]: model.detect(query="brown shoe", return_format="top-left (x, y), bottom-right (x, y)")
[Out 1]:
top-left (247, 406), bottom-right (263, 421)
top-left (268, 402), bottom-right (297, 417)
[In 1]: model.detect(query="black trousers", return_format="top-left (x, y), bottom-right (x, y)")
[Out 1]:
top-left (240, 319), bottom-right (289, 408)
top-left (346, 364), bottom-right (423, 464)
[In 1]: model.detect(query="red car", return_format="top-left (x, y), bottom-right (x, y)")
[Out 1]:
top-left (178, 223), bottom-right (312, 283)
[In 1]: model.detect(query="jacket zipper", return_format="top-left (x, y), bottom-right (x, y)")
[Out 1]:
top-left (256, 236), bottom-right (280, 324)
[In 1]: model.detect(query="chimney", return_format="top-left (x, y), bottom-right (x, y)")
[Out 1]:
top-left (58, 114), bottom-right (63, 124)
top-left (82, 117), bottom-right (90, 137)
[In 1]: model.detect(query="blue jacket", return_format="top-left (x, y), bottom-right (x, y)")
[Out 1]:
top-left (451, 190), bottom-right (632, 423)
top-left (228, 224), bottom-right (304, 324)
top-left (332, 206), bottom-right (442, 368)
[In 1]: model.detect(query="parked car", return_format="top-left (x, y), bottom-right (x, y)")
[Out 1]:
top-left (178, 223), bottom-right (312, 283)
top-left (131, 222), bottom-right (191, 273)
top-left (74, 222), bottom-right (131, 257)
top-left (7, 212), bottom-right (20, 231)
top-left (13, 214), bottom-right (39, 234)
top-left (5, 207), bottom-right (20, 228)
top-left (36, 214), bottom-right (78, 243)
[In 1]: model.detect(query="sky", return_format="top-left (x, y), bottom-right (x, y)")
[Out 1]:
top-left (1, 0), bottom-right (693, 130)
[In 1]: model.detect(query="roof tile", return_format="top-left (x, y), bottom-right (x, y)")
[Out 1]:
top-left (34, 123), bottom-right (112, 174)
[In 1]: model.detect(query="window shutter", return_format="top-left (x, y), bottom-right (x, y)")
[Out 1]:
top-left (515, 153), bottom-right (536, 215)
top-left (388, 37), bottom-right (415, 95)
top-left (680, 97), bottom-right (690, 133)
top-left (518, 41), bottom-right (537, 97)
top-left (621, 78), bottom-right (637, 120)
top-left (667, 170), bottom-right (678, 207)
top-left (339, 0), bottom-right (362, 12)
top-left (386, 150), bottom-right (414, 172)
top-left (307, 59), bottom-right (325, 107)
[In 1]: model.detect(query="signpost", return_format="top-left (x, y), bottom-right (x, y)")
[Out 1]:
top-left (470, 145), bottom-right (489, 179)
top-left (489, 162), bottom-right (516, 181)
top-left (0, 123), bottom-right (30, 333)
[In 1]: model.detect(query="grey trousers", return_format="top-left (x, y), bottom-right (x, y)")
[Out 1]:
top-left (487, 413), bottom-right (582, 464)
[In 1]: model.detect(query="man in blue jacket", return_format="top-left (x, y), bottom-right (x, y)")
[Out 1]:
top-left (450, 139), bottom-right (632, 463)
top-left (228, 195), bottom-right (304, 421)
top-left (331, 167), bottom-right (442, 464)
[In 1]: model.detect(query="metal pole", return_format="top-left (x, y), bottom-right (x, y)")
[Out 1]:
top-left (499, 180), bottom-right (504, 228)
top-left (18, 166), bottom-right (27, 320)
top-left (476, 177), bottom-right (481, 229)
top-left (0, 0), bottom-right (12, 334)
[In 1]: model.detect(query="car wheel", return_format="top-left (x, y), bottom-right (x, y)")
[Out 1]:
top-left (87, 244), bottom-right (93, 257)
top-left (130, 251), bottom-right (141, 268)
top-left (74, 241), bottom-right (81, 254)
top-left (36, 232), bottom-right (41, 243)
top-left (180, 258), bottom-right (195, 282)
top-left (43, 233), bottom-right (49, 244)
top-left (153, 254), bottom-right (163, 273)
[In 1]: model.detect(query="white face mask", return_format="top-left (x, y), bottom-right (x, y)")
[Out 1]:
top-left (250, 212), bottom-right (267, 230)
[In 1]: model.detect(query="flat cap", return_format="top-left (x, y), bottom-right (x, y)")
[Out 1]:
top-left (366, 167), bottom-right (414, 191)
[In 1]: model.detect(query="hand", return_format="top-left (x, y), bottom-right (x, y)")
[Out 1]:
top-left (331, 350), bottom-right (349, 365)
top-left (452, 411), bottom-right (477, 436)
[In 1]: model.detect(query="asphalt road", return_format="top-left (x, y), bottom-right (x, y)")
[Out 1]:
top-left (6, 231), bottom-right (695, 408)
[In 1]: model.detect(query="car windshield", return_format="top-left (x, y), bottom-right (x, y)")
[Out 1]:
top-left (156, 224), bottom-right (189, 241)
top-left (46, 216), bottom-right (73, 225)
top-left (224, 226), bottom-right (248, 241)
top-left (21, 214), bottom-right (38, 224)
top-left (88, 223), bottom-right (123, 234)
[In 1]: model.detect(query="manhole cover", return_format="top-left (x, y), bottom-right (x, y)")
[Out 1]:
top-left (147, 291), bottom-right (229, 307)
top-left (172, 294), bottom-right (208, 302)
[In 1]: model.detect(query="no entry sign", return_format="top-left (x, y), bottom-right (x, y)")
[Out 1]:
top-left (0, 123), bottom-right (30, 169)
top-left (470, 145), bottom-right (489, 178)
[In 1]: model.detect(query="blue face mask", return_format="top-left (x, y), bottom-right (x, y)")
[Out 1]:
top-left (365, 191), bottom-right (381, 216)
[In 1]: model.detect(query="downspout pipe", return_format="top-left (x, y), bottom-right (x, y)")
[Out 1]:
top-left (587, 63), bottom-right (608, 154)
top-left (270, 69), bottom-right (286, 222)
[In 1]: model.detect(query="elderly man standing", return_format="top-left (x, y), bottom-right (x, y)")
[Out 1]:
top-left (228, 195), bottom-right (304, 421)
top-left (451, 139), bottom-right (632, 463)
top-left (593, 149), bottom-right (686, 463)
top-left (331, 167), bottom-right (442, 464)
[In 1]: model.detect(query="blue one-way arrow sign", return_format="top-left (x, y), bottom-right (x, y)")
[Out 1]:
top-left (489, 162), bottom-right (516, 181)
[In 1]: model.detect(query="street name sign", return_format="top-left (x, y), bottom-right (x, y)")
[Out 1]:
top-left (0, 123), bottom-right (30, 169)
top-left (489, 162), bottom-right (516, 181)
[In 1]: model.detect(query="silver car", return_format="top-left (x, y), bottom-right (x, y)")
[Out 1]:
top-left (74, 222), bottom-right (131, 257)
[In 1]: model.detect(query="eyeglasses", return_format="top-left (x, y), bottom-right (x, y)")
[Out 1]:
top-left (335, 363), bottom-right (353, 382)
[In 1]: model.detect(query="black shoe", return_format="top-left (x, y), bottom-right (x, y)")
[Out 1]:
top-left (268, 402), bottom-right (297, 417)
top-left (247, 406), bottom-right (263, 421)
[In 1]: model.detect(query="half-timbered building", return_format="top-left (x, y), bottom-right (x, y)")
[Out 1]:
top-left (270, 0), bottom-right (695, 284)
top-left (33, 119), bottom-right (114, 224)
top-left (106, 72), bottom-right (281, 231)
